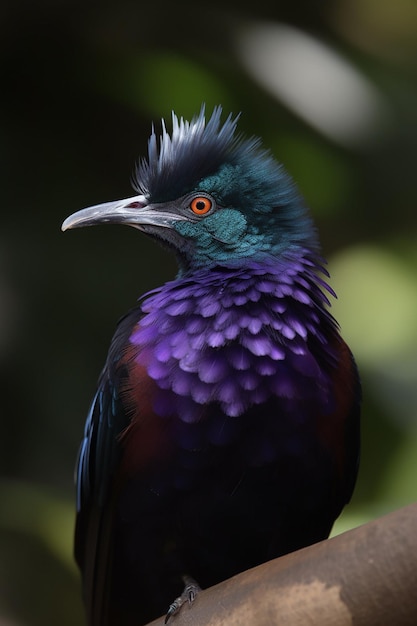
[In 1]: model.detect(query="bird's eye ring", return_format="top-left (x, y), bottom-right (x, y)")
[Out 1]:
top-left (190, 196), bottom-right (213, 215)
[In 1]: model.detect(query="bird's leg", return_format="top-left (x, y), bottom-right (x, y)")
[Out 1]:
top-left (165, 575), bottom-right (201, 623)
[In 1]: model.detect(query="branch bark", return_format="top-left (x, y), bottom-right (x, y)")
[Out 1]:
top-left (148, 502), bottom-right (417, 626)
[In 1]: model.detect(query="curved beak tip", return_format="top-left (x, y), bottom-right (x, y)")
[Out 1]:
top-left (61, 218), bottom-right (72, 232)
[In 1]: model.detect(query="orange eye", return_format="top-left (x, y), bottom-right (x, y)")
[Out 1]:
top-left (190, 196), bottom-right (213, 215)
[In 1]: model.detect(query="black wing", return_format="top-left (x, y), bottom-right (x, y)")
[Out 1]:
top-left (74, 309), bottom-right (141, 626)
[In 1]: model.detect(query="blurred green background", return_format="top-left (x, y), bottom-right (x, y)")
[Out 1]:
top-left (1, 0), bottom-right (417, 624)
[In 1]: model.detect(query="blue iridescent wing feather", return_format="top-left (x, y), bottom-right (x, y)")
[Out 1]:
top-left (74, 309), bottom-right (141, 626)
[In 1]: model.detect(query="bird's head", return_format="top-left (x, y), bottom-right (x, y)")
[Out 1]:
top-left (62, 107), bottom-right (318, 274)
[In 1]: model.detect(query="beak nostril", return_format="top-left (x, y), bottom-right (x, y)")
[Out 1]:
top-left (125, 201), bottom-right (145, 209)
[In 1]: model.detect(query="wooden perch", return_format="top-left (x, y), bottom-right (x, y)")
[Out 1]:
top-left (148, 502), bottom-right (417, 626)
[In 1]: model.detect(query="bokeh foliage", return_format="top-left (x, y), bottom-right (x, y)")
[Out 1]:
top-left (1, 0), bottom-right (416, 623)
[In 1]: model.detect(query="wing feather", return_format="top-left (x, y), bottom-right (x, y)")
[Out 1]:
top-left (74, 309), bottom-right (141, 626)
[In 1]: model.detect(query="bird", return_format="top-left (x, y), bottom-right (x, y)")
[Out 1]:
top-left (62, 106), bottom-right (361, 626)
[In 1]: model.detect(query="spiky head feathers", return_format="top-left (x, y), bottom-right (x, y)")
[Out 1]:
top-left (133, 107), bottom-right (244, 202)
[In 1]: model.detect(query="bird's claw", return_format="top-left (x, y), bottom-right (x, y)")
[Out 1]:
top-left (165, 576), bottom-right (201, 623)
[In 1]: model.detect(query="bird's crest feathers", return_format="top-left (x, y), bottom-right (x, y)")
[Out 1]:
top-left (133, 106), bottom-right (259, 202)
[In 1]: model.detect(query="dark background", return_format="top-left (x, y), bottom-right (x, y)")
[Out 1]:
top-left (1, 1), bottom-right (417, 624)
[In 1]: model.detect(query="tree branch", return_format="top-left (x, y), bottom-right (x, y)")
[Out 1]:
top-left (148, 502), bottom-right (417, 625)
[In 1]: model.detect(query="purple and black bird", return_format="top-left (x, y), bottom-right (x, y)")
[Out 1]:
top-left (62, 107), bottom-right (360, 626)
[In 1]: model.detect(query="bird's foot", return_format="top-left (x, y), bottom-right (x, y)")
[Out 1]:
top-left (165, 575), bottom-right (201, 623)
